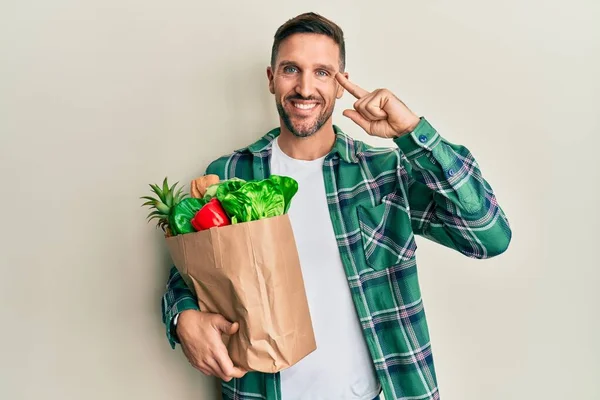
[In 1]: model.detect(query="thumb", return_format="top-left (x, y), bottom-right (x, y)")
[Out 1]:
top-left (343, 109), bottom-right (371, 134)
top-left (229, 366), bottom-right (247, 379)
top-left (227, 321), bottom-right (240, 335)
top-left (213, 314), bottom-right (239, 334)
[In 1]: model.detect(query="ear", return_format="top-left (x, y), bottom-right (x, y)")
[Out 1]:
top-left (266, 66), bottom-right (275, 94)
top-left (336, 72), bottom-right (349, 99)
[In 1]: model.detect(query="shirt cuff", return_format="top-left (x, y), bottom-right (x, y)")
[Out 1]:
top-left (165, 298), bottom-right (199, 349)
top-left (393, 117), bottom-right (441, 160)
top-left (395, 117), bottom-right (469, 183)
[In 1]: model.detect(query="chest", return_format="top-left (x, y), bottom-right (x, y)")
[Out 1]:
top-left (240, 150), bottom-right (415, 274)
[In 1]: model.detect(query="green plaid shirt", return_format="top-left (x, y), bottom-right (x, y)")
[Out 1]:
top-left (161, 117), bottom-right (512, 400)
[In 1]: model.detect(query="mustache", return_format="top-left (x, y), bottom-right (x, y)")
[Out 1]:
top-left (285, 95), bottom-right (323, 103)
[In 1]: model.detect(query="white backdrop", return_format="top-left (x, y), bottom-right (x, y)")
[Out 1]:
top-left (1, 0), bottom-right (599, 399)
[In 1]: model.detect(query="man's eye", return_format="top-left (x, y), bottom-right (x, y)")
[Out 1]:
top-left (316, 70), bottom-right (329, 77)
top-left (284, 66), bottom-right (298, 73)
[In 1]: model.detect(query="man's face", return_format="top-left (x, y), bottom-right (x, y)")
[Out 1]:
top-left (267, 33), bottom-right (346, 138)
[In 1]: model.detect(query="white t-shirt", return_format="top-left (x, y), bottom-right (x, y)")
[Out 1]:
top-left (271, 137), bottom-right (381, 400)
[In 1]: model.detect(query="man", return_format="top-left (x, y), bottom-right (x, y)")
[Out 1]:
top-left (161, 12), bottom-right (511, 400)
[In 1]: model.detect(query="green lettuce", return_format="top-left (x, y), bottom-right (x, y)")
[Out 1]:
top-left (203, 177), bottom-right (246, 200)
top-left (268, 175), bottom-right (298, 213)
top-left (218, 175), bottom-right (298, 224)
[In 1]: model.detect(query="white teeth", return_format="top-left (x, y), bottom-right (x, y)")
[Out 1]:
top-left (293, 103), bottom-right (317, 110)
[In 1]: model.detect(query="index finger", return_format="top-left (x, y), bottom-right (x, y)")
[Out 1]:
top-left (214, 344), bottom-right (247, 379)
top-left (215, 356), bottom-right (247, 379)
top-left (335, 72), bottom-right (370, 99)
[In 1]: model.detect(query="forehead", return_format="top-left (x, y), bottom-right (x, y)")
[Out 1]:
top-left (275, 33), bottom-right (340, 68)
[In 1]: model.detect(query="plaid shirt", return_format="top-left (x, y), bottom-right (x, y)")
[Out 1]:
top-left (161, 117), bottom-right (512, 400)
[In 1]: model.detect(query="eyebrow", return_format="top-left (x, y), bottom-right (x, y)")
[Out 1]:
top-left (278, 60), bottom-right (337, 72)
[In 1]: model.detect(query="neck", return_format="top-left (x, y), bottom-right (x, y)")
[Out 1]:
top-left (277, 120), bottom-right (336, 161)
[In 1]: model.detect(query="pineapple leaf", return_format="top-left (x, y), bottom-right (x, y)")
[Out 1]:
top-left (146, 210), bottom-right (163, 219)
top-left (149, 183), bottom-right (160, 194)
top-left (165, 190), bottom-right (174, 208)
top-left (142, 178), bottom-right (179, 233)
top-left (169, 181), bottom-right (180, 193)
top-left (155, 202), bottom-right (170, 214)
top-left (149, 183), bottom-right (167, 203)
top-left (174, 187), bottom-right (186, 201)
top-left (148, 216), bottom-right (167, 225)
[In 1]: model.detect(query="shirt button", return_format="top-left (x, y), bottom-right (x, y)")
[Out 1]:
top-left (418, 135), bottom-right (428, 143)
top-left (448, 169), bottom-right (455, 176)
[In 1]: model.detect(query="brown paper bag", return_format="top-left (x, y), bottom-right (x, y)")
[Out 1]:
top-left (165, 214), bottom-right (317, 373)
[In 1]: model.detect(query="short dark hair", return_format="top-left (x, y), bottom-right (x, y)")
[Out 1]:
top-left (270, 12), bottom-right (346, 71)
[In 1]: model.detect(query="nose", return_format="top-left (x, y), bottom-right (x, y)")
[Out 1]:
top-left (295, 71), bottom-right (316, 99)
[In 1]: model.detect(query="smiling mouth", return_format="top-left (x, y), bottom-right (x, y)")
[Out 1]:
top-left (295, 103), bottom-right (316, 109)
top-left (290, 101), bottom-right (320, 111)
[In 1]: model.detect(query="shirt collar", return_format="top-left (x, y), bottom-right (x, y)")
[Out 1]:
top-left (235, 125), bottom-right (360, 163)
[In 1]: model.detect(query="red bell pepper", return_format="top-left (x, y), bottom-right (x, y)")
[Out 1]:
top-left (191, 198), bottom-right (231, 231)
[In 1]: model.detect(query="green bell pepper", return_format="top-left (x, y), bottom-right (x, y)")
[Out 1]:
top-left (169, 197), bottom-right (207, 235)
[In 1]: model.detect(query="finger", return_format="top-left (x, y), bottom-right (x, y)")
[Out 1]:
top-left (229, 367), bottom-right (247, 379)
top-left (212, 314), bottom-right (238, 335)
top-left (364, 102), bottom-right (387, 121)
top-left (343, 109), bottom-right (371, 134)
top-left (213, 336), bottom-right (247, 378)
top-left (227, 321), bottom-right (239, 335)
top-left (187, 353), bottom-right (214, 376)
top-left (335, 72), bottom-right (369, 99)
top-left (183, 348), bottom-right (212, 376)
top-left (215, 350), bottom-right (247, 380)
top-left (355, 97), bottom-right (384, 122)
top-left (181, 343), bottom-right (204, 371)
top-left (196, 361), bottom-right (214, 377)
top-left (206, 357), bottom-right (229, 381)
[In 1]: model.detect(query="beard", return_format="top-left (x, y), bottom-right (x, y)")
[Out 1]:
top-left (276, 95), bottom-right (334, 138)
